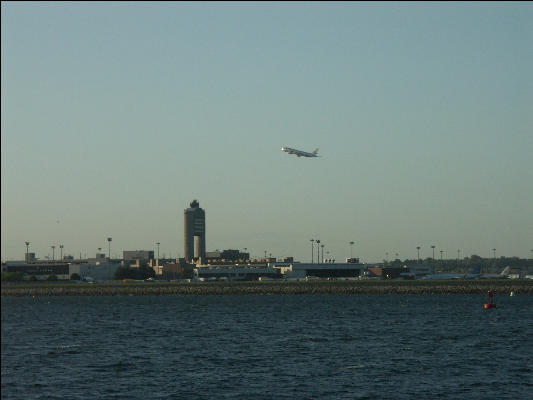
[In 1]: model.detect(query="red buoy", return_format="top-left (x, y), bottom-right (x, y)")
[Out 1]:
top-left (484, 290), bottom-right (496, 309)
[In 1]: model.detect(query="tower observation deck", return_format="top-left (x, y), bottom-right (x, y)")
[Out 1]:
top-left (184, 200), bottom-right (206, 262)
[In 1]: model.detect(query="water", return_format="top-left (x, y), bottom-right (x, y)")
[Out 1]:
top-left (2, 294), bottom-right (533, 399)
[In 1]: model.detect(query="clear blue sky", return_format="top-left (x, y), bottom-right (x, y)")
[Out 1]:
top-left (2, 2), bottom-right (532, 262)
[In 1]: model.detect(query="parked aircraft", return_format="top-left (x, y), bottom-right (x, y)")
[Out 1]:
top-left (479, 266), bottom-right (512, 279)
top-left (281, 147), bottom-right (319, 158)
top-left (422, 266), bottom-right (482, 280)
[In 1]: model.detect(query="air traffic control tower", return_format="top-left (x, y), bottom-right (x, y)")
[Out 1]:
top-left (184, 200), bottom-right (206, 263)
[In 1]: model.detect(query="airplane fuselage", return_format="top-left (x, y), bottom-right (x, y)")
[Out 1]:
top-left (281, 147), bottom-right (319, 158)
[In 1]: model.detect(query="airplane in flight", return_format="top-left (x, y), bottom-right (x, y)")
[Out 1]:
top-left (281, 147), bottom-right (319, 158)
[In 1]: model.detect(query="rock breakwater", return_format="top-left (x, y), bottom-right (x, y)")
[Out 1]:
top-left (2, 280), bottom-right (533, 296)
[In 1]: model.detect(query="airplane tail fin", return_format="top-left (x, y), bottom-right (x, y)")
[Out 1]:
top-left (312, 148), bottom-right (319, 155)
top-left (500, 266), bottom-right (511, 276)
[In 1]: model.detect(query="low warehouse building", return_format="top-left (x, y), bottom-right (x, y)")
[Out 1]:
top-left (194, 264), bottom-right (282, 281)
top-left (69, 261), bottom-right (121, 281)
top-left (5, 262), bottom-right (70, 280)
top-left (272, 262), bottom-right (364, 279)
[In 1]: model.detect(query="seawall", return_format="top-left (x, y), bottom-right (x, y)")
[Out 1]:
top-left (2, 280), bottom-right (533, 296)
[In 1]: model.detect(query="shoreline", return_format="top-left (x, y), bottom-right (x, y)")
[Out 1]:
top-left (2, 280), bottom-right (533, 296)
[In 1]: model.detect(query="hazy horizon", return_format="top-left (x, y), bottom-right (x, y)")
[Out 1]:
top-left (2, 2), bottom-right (532, 262)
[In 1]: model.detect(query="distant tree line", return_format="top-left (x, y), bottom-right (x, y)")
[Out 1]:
top-left (1, 272), bottom-right (25, 282)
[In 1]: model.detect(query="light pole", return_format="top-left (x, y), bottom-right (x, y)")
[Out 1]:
top-left (51, 245), bottom-right (55, 261)
top-left (321, 244), bottom-right (325, 263)
top-left (310, 239), bottom-right (315, 263)
top-left (457, 249), bottom-right (461, 265)
top-left (430, 245), bottom-right (436, 274)
top-left (60, 244), bottom-right (64, 261)
top-left (25, 241), bottom-right (30, 262)
top-left (349, 241), bottom-right (355, 259)
top-left (440, 250), bottom-right (443, 261)
top-left (416, 246), bottom-right (421, 262)
top-left (107, 238), bottom-right (112, 259)
top-left (492, 248), bottom-right (496, 259)
top-left (316, 240), bottom-right (321, 263)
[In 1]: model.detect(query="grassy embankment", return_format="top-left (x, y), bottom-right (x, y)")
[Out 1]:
top-left (2, 279), bottom-right (533, 296)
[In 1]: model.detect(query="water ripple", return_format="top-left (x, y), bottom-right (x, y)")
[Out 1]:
top-left (2, 294), bottom-right (533, 399)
